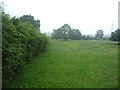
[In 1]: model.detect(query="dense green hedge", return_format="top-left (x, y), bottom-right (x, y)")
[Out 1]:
top-left (109, 29), bottom-right (120, 41)
top-left (2, 13), bottom-right (48, 87)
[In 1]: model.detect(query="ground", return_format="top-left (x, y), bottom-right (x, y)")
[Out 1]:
top-left (8, 39), bottom-right (118, 88)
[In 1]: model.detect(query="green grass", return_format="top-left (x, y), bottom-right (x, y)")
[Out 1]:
top-left (8, 40), bottom-right (118, 88)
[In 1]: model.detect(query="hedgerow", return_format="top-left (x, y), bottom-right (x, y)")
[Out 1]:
top-left (2, 13), bottom-right (48, 87)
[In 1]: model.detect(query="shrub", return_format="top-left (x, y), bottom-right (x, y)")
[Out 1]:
top-left (110, 29), bottom-right (120, 41)
top-left (2, 13), bottom-right (48, 87)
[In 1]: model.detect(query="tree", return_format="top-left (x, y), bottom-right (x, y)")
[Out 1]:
top-left (95, 30), bottom-right (104, 40)
top-left (81, 35), bottom-right (91, 40)
top-left (20, 15), bottom-right (40, 30)
top-left (52, 24), bottom-right (82, 41)
top-left (52, 24), bottom-right (71, 41)
top-left (52, 29), bottom-right (63, 39)
top-left (69, 29), bottom-right (81, 40)
top-left (60, 24), bottom-right (71, 41)
top-left (110, 29), bottom-right (120, 41)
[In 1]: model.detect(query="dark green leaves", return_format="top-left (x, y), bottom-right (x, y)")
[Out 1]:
top-left (2, 13), bottom-right (48, 87)
top-left (110, 29), bottom-right (120, 41)
top-left (20, 15), bottom-right (40, 30)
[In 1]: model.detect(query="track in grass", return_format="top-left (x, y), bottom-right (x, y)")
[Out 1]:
top-left (8, 40), bottom-right (118, 88)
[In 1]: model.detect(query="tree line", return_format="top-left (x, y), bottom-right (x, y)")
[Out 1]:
top-left (51, 24), bottom-right (104, 41)
top-left (51, 24), bottom-right (120, 42)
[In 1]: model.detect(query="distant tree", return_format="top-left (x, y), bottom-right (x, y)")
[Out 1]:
top-left (110, 29), bottom-right (120, 41)
top-left (69, 29), bottom-right (74, 40)
top-left (52, 29), bottom-right (63, 39)
top-left (20, 15), bottom-right (40, 30)
top-left (44, 32), bottom-right (52, 37)
top-left (60, 24), bottom-right (71, 41)
top-left (52, 24), bottom-right (71, 41)
top-left (95, 30), bottom-right (104, 40)
top-left (69, 29), bottom-right (81, 40)
top-left (85, 36), bottom-right (90, 40)
top-left (52, 24), bottom-right (82, 41)
top-left (80, 35), bottom-right (97, 40)
top-left (81, 35), bottom-right (86, 40)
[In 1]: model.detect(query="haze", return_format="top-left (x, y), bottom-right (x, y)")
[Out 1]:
top-left (3, 0), bottom-right (119, 35)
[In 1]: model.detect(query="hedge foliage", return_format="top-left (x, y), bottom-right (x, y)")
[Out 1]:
top-left (110, 29), bottom-right (120, 41)
top-left (2, 13), bottom-right (48, 86)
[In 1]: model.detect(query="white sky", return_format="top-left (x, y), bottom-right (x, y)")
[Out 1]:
top-left (2, 0), bottom-right (120, 35)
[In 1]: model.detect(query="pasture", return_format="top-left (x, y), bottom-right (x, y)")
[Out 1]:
top-left (8, 40), bottom-right (118, 88)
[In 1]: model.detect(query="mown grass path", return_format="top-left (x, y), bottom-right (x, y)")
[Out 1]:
top-left (8, 40), bottom-right (118, 88)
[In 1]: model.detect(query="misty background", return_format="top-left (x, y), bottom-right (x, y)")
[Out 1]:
top-left (2, 0), bottom-right (119, 36)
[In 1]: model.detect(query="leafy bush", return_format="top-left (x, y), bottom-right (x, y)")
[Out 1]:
top-left (2, 13), bottom-right (48, 87)
top-left (110, 29), bottom-right (120, 41)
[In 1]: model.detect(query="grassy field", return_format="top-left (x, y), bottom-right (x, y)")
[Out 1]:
top-left (8, 39), bottom-right (118, 88)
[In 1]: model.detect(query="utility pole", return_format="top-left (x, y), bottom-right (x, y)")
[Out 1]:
top-left (118, 1), bottom-right (120, 29)
top-left (111, 20), bottom-right (114, 33)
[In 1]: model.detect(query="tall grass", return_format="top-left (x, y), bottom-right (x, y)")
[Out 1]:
top-left (8, 40), bottom-right (118, 88)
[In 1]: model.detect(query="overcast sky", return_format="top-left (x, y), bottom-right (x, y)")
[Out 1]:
top-left (2, 0), bottom-right (120, 35)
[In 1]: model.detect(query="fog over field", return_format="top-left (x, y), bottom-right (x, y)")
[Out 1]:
top-left (1, 0), bottom-right (120, 88)
top-left (2, 0), bottom-right (119, 35)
